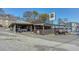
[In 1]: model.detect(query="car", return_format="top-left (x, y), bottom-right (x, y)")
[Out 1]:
top-left (54, 28), bottom-right (67, 35)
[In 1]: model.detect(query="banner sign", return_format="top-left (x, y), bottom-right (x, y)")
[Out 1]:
top-left (49, 12), bottom-right (55, 21)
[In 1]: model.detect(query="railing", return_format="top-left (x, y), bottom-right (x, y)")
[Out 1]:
top-left (34, 29), bottom-right (53, 35)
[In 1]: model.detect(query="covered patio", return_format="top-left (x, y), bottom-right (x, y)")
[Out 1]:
top-left (33, 23), bottom-right (53, 35)
top-left (9, 21), bottom-right (33, 32)
top-left (9, 20), bottom-right (53, 35)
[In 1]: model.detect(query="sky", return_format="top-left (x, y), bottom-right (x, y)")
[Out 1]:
top-left (3, 8), bottom-right (79, 24)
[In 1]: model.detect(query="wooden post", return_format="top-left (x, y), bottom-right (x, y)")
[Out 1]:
top-left (34, 25), bottom-right (36, 31)
top-left (30, 26), bottom-right (32, 32)
top-left (13, 24), bottom-right (16, 32)
top-left (43, 25), bottom-right (44, 31)
top-left (43, 25), bottom-right (45, 34)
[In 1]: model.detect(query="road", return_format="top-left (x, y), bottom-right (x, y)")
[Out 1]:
top-left (0, 28), bottom-right (79, 51)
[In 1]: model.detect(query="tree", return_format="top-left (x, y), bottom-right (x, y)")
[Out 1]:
top-left (39, 14), bottom-right (49, 23)
top-left (23, 11), bottom-right (49, 23)
top-left (32, 11), bottom-right (38, 20)
top-left (23, 11), bottom-right (33, 20)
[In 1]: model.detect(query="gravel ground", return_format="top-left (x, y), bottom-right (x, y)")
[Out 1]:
top-left (0, 28), bottom-right (79, 51)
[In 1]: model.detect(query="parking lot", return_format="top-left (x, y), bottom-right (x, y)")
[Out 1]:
top-left (21, 32), bottom-right (79, 51)
top-left (0, 28), bottom-right (79, 51)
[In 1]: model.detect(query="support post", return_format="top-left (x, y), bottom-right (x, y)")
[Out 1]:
top-left (13, 25), bottom-right (16, 33)
top-left (43, 25), bottom-right (44, 31)
top-left (34, 25), bottom-right (36, 31)
top-left (30, 26), bottom-right (32, 32)
top-left (43, 25), bottom-right (45, 34)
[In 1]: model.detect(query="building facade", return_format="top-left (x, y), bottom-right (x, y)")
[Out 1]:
top-left (0, 14), bottom-right (17, 28)
top-left (65, 22), bottom-right (79, 32)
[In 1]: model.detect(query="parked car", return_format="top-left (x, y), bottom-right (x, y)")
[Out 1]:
top-left (54, 28), bottom-right (68, 35)
top-left (16, 28), bottom-right (27, 33)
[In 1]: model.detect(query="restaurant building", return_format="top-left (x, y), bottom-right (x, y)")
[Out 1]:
top-left (9, 20), bottom-right (52, 35)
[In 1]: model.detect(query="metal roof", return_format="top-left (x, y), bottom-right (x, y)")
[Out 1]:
top-left (11, 20), bottom-right (32, 24)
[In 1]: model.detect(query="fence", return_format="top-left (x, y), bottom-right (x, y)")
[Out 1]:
top-left (34, 29), bottom-right (53, 35)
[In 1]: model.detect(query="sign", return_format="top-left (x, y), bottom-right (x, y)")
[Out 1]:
top-left (49, 12), bottom-right (55, 21)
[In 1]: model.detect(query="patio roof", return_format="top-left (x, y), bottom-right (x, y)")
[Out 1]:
top-left (30, 19), bottom-right (52, 26)
top-left (9, 20), bottom-right (32, 27)
top-left (33, 23), bottom-right (52, 26)
top-left (12, 20), bottom-right (32, 25)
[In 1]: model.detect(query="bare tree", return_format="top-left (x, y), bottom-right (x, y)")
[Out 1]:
top-left (23, 11), bottom-right (33, 21)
